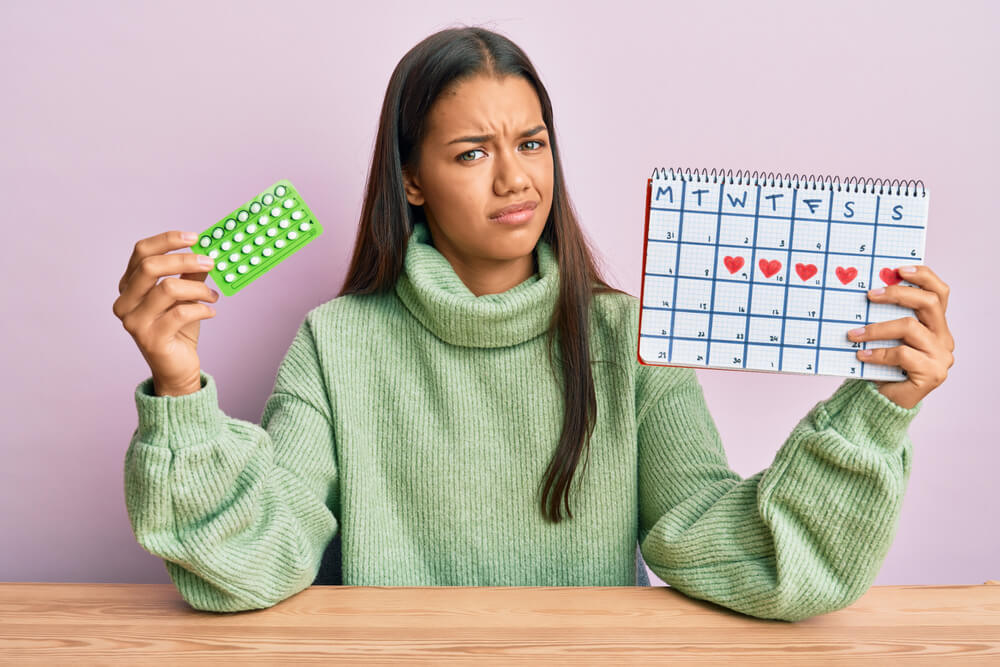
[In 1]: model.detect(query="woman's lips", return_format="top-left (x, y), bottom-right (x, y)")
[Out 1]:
top-left (490, 207), bottom-right (536, 225)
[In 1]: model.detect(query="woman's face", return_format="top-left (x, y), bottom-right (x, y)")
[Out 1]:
top-left (402, 73), bottom-right (554, 295)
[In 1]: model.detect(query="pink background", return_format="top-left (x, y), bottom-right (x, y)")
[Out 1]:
top-left (2, 0), bottom-right (996, 585)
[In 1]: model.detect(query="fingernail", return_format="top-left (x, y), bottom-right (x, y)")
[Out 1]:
top-left (849, 327), bottom-right (865, 337)
top-left (181, 232), bottom-right (197, 243)
top-left (198, 255), bottom-right (215, 268)
top-left (869, 287), bottom-right (884, 296)
top-left (859, 349), bottom-right (873, 357)
top-left (899, 266), bottom-right (917, 273)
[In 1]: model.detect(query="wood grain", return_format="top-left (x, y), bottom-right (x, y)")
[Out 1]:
top-left (1, 583), bottom-right (998, 664)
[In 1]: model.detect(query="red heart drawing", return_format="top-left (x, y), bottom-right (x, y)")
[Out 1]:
top-left (758, 258), bottom-right (781, 278)
top-left (880, 267), bottom-right (902, 285)
top-left (724, 256), bottom-right (744, 274)
top-left (835, 266), bottom-right (858, 285)
top-left (795, 263), bottom-right (818, 282)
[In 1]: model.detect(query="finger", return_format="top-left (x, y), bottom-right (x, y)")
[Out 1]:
top-left (888, 264), bottom-right (951, 313)
top-left (114, 252), bottom-right (215, 320)
top-left (847, 315), bottom-right (937, 355)
top-left (868, 282), bottom-right (949, 337)
top-left (857, 343), bottom-right (932, 376)
top-left (118, 230), bottom-right (199, 295)
top-left (121, 277), bottom-right (218, 336)
top-left (154, 301), bottom-right (218, 342)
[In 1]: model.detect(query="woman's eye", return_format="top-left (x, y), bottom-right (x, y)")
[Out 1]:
top-left (521, 140), bottom-right (545, 150)
top-left (458, 149), bottom-right (485, 162)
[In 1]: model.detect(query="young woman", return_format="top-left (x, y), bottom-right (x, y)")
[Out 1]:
top-left (113, 27), bottom-right (955, 621)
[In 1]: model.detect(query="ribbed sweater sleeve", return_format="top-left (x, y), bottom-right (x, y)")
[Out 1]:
top-left (636, 365), bottom-right (921, 622)
top-left (123, 315), bottom-right (339, 612)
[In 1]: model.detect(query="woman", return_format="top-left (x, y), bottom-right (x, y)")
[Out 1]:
top-left (113, 27), bottom-right (954, 621)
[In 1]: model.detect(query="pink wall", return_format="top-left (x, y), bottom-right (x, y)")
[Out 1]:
top-left (2, 0), bottom-right (996, 585)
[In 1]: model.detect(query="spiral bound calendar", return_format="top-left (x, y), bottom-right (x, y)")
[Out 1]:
top-left (637, 167), bottom-right (929, 380)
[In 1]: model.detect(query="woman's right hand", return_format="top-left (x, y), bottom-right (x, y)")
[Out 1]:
top-left (113, 231), bottom-right (220, 396)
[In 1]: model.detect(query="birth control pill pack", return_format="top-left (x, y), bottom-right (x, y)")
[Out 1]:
top-left (191, 179), bottom-right (323, 296)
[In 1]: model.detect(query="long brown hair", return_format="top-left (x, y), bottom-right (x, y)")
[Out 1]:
top-left (337, 25), bottom-right (630, 523)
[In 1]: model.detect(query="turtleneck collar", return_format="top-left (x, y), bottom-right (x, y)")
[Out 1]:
top-left (394, 221), bottom-right (560, 348)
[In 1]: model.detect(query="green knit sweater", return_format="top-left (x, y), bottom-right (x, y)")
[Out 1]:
top-left (124, 220), bottom-right (922, 620)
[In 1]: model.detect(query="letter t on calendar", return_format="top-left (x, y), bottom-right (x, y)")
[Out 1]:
top-left (637, 168), bottom-right (929, 381)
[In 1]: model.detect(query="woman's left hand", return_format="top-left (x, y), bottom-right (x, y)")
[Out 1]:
top-left (847, 264), bottom-right (955, 409)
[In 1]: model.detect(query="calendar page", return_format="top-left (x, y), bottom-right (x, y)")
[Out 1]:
top-left (637, 169), bottom-right (929, 380)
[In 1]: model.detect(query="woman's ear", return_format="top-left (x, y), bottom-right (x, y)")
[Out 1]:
top-left (401, 166), bottom-right (425, 207)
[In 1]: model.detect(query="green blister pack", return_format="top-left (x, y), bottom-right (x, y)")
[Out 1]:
top-left (190, 179), bottom-right (323, 296)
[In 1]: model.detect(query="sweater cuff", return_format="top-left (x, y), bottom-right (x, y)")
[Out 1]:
top-left (133, 370), bottom-right (225, 449)
top-left (810, 378), bottom-right (922, 454)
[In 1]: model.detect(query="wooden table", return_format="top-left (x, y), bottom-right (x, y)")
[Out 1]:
top-left (2, 582), bottom-right (999, 664)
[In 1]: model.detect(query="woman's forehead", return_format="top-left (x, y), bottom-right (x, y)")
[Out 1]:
top-left (426, 76), bottom-right (543, 142)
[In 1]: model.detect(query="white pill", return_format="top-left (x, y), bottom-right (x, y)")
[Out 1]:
top-left (267, 227), bottom-right (277, 237)
top-left (291, 211), bottom-right (303, 220)
top-left (225, 273), bottom-right (235, 283)
top-left (250, 256), bottom-right (261, 265)
top-left (275, 185), bottom-right (286, 196)
top-left (246, 223), bottom-right (257, 234)
top-left (270, 207), bottom-right (282, 217)
top-left (199, 237), bottom-right (211, 247)
top-left (212, 228), bottom-right (223, 239)
top-left (229, 253), bottom-right (240, 262)
top-left (288, 231), bottom-right (298, 240)
top-left (279, 219), bottom-right (290, 229)
top-left (299, 222), bottom-right (310, 232)
top-left (233, 232), bottom-right (244, 242)
top-left (283, 198), bottom-right (295, 208)
top-left (275, 239), bottom-right (286, 249)
top-left (263, 194), bottom-right (274, 205)
top-left (225, 219), bottom-right (237, 230)
top-left (254, 235), bottom-right (265, 245)
top-left (221, 241), bottom-right (232, 251)
top-left (242, 244), bottom-right (252, 254)
top-left (263, 247), bottom-right (273, 257)
top-left (216, 261), bottom-right (228, 270)
top-left (209, 249), bottom-right (219, 259)
top-left (258, 215), bottom-right (269, 226)
top-left (237, 210), bottom-right (248, 222)
top-left (250, 202), bottom-right (261, 213)
top-left (237, 264), bottom-right (248, 274)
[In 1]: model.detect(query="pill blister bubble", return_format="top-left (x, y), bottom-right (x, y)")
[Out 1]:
top-left (229, 253), bottom-right (240, 262)
top-left (270, 207), bottom-right (282, 217)
top-left (279, 219), bottom-right (290, 229)
top-left (237, 210), bottom-right (249, 222)
top-left (283, 198), bottom-right (295, 208)
top-left (225, 219), bottom-right (237, 231)
top-left (259, 215), bottom-right (269, 225)
top-left (209, 249), bottom-right (219, 259)
top-left (246, 223), bottom-right (257, 234)
top-left (266, 228), bottom-right (277, 237)
top-left (242, 244), bottom-right (252, 254)
top-left (237, 265), bottom-right (248, 274)
top-left (275, 185), bottom-right (286, 196)
top-left (233, 232), bottom-right (244, 242)
top-left (254, 235), bottom-right (265, 245)
top-left (221, 241), bottom-right (232, 251)
top-left (212, 228), bottom-right (224, 239)
top-left (288, 231), bottom-right (298, 240)
top-left (199, 237), bottom-right (211, 247)
top-left (291, 211), bottom-right (303, 220)
top-left (299, 222), bottom-right (310, 232)
top-left (263, 247), bottom-right (274, 257)
top-left (275, 239), bottom-right (286, 249)
top-left (263, 194), bottom-right (274, 205)
top-left (217, 261), bottom-right (228, 270)
top-left (225, 273), bottom-right (236, 283)
top-left (250, 202), bottom-right (261, 213)
top-left (250, 256), bottom-right (261, 266)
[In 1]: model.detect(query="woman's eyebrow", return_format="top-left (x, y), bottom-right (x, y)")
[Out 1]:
top-left (446, 124), bottom-right (547, 145)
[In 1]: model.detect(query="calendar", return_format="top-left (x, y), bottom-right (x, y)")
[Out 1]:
top-left (637, 167), bottom-right (929, 380)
